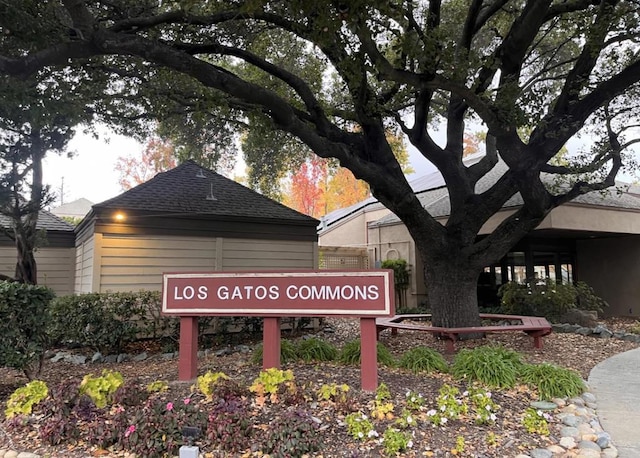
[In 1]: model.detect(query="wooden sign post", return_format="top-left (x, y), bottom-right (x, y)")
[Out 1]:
top-left (162, 270), bottom-right (394, 391)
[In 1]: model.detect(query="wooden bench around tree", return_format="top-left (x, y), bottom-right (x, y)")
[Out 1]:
top-left (375, 313), bottom-right (552, 353)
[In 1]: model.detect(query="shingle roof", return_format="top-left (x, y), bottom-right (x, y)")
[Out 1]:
top-left (0, 209), bottom-right (75, 232)
top-left (93, 160), bottom-right (318, 225)
top-left (51, 198), bottom-right (94, 219)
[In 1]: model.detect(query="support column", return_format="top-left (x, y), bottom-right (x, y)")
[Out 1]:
top-left (360, 317), bottom-right (378, 391)
top-left (178, 316), bottom-right (199, 381)
top-left (263, 317), bottom-right (281, 370)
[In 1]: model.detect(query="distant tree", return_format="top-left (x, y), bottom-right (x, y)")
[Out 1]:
top-left (284, 157), bottom-right (327, 217)
top-left (115, 136), bottom-right (177, 190)
top-left (324, 168), bottom-right (370, 213)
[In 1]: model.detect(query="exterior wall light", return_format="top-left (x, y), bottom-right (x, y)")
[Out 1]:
top-left (114, 212), bottom-right (126, 222)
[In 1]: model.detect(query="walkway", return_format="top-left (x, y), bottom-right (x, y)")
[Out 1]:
top-left (588, 347), bottom-right (640, 457)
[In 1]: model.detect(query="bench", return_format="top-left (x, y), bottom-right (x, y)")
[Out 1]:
top-left (375, 313), bottom-right (552, 353)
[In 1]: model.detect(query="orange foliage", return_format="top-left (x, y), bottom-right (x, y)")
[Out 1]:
top-left (115, 137), bottom-right (177, 190)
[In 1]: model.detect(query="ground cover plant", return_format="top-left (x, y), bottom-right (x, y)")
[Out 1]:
top-left (0, 317), bottom-right (639, 457)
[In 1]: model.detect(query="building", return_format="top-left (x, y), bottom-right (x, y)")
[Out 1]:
top-left (319, 158), bottom-right (640, 317)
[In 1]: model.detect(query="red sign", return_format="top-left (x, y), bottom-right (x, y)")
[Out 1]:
top-left (162, 270), bottom-right (394, 317)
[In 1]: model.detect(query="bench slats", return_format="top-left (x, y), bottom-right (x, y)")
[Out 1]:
top-left (376, 313), bottom-right (552, 352)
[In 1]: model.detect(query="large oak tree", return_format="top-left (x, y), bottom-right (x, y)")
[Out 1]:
top-left (1, 0), bottom-right (639, 327)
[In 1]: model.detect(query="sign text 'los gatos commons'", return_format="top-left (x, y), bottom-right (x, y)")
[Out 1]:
top-left (162, 270), bottom-right (394, 317)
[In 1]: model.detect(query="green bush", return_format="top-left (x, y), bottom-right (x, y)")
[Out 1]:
top-left (251, 339), bottom-right (299, 364)
top-left (338, 340), bottom-right (396, 367)
top-left (48, 291), bottom-right (171, 354)
top-left (0, 281), bottom-right (55, 379)
top-left (452, 346), bottom-right (524, 388)
top-left (261, 408), bottom-right (321, 457)
top-left (398, 347), bottom-right (448, 374)
top-left (498, 278), bottom-right (607, 321)
top-left (520, 363), bottom-right (586, 400)
top-left (296, 337), bottom-right (338, 362)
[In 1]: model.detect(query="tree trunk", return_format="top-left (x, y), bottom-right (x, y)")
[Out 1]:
top-left (14, 228), bottom-right (37, 284)
top-left (422, 254), bottom-right (483, 330)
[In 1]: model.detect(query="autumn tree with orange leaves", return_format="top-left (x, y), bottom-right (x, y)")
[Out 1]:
top-left (115, 137), bottom-right (177, 190)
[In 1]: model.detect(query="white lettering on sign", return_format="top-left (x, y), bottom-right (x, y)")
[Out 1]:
top-left (173, 286), bottom-right (208, 300)
top-left (285, 284), bottom-right (379, 301)
top-left (216, 285), bottom-right (280, 300)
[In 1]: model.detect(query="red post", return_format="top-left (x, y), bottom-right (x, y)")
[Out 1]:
top-left (263, 317), bottom-right (281, 370)
top-left (178, 316), bottom-right (199, 381)
top-left (360, 317), bottom-right (378, 391)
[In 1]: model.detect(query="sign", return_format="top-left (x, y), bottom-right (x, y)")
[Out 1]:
top-left (162, 270), bottom-right (394, 317)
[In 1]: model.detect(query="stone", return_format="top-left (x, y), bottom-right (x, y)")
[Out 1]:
top-left (17, 453), bottom-right (40, 458)
top-left (161, 352), bottom-right (176, 360)
top-left (560, 426), bottom-right (580, 439)
top-left (577, 440), bottom-right (601, 452)
top-left (132, 352), bottom-right (148, 362)
top-left (575, 327), bottom-right (593, 336)
top-left (598, 328), bottom-right (613, 338)
top-left (65, 354), bottom-right (87, 365)
top-left (116, 353), bottom-right (129, 363)
top-left (560, 309), bottom-right (598, 327)
top-left (577, 423), bottom-right (594, 435)
top-left (91, 352), bottom-right (103, 363)
top-left (580, 433), bottom-right (597, 442)
top-left (214, 348), bottom-right (230, 357)
top-left (4, 452), bottom-right (18, 458)
top-left (569, 397), bottom-right (585, 407)
top-left (562, 415), bottom-right (583, 427)
top-left (50, 351), bottom-right (68, 363)
top-left (574, 450), bottom-right (600, 458)
top-left (531, 401), bottom-right (557, 411)
top-left (546, 445), bottom-right (566, 454)
top-left (582, 391), bottom-right (597, 404)
top-left (559, 436), bottom-right (577, 449)
top-left (595, 432), bottom-right (611, 449)
top-left (551, 398), bottom-right (567, 407)
top-left (601, 445), bottom-right (618, 458)
top-left (103, 354), bottom-right (118, 363)
top-left (530, 448), bottom-right (553, 458)
top-left (235, 345), bottom-right (251, 353)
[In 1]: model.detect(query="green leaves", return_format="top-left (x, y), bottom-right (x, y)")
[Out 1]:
top-left (0, 281), bottom-right (54, 379)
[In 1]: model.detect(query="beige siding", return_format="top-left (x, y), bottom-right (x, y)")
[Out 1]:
top-left (577, 236), bottom-right (640, 317)
top-left (0, 247), bottom-right (14, 278)
top-left (98, 235), bottom-right (218, 292)
top-left (0, 246), bottom-right (75, 296)
top-left (75, 236), bottom-right (95, 294)
top-left (319, 207), bottom-right (389, 247)
top-left (36, 247), bottom-right (75, 296)
top-left (221, 239), bottom-right (317, 270)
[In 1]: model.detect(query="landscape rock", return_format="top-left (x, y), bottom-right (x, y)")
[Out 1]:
top-left (560, 309), bottom-right (599, 327)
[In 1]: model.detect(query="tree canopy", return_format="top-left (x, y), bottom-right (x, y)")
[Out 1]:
top-left (1, 0), bottom-right (639, 326)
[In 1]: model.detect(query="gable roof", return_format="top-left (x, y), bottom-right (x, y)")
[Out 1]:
top-left (0, 209), bottom-right (75, 232)
top-left (91, 160), bottom-right (318, 226)
top-left (51, 198), bottom-right (94, 219)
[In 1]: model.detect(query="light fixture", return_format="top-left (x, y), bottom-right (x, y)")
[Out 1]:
top-left (114, 212), bottom-right (126, 222)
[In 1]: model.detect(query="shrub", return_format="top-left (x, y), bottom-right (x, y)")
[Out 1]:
top-left (0, 281), bottom-right (55, 379)
top-left (260, 408), bottom-right (321, 458)
top-left (452, 346), bottom-right (524, 388)
top-left (251, 339), bottom-right (299, 364)
top-left (250, 368), bottom-right (297, 404)
top-left (296, 337), bottom-right (338, 362)
top-left (196, 371), bottom-right (229, 400)
top-left (498, 278), bottom-right (607, 321)
top-left (520, 363), bottom-right (585, 400)
top-left (382, 428), bottom-right (412, 456)
top-left (398, 347), bottom-right (448, 374)
top-left (522, 407), bottom-right (552, 435)
top-left (207, 398), bottom-right (253, 452)
top-left (80, 370), bottom-right (124, 409)
top-left (112, 379), bottom-right (150, 407)
top-left (381, 259), bottom-right (411, 311)
top-left (48, 292), bottom-right (145, 353)
top-left (5, 380), bottom-right (49, 419)
top-left (345, 412), bottom-right (377, 441)
top-left (338, 340), bottom-right (396, 367)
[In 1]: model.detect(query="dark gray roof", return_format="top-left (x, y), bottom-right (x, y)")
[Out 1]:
top-left (0, 209), bottom-right (75, 232)
top-left (93, 160), bottom-right (318, 225)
